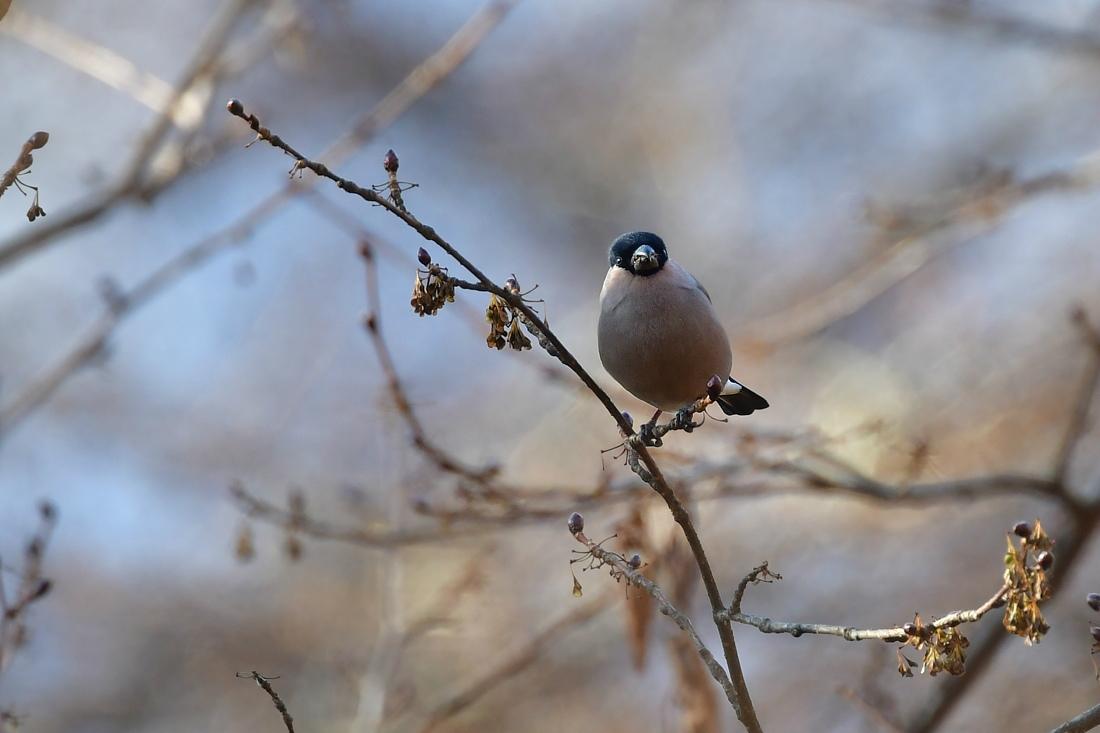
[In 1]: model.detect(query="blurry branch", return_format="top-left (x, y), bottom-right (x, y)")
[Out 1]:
top-left (817, 0), bottom-right (1100, 60)
top-left (237, 671), bottom-right (295, 733)
top-left (743, 153), bottom-right (1100, 350)
top-left (0, 0), bottom-right (516, 439)
top-left (0, 501), bottom-right (56, 721)
top-left (410, 595), bottom-right (609, 733)
top-left (227, 105), bottom-right (764, 733)
top-left (0, 502), bottom-right (56, 674)
top-left (0, 0), bottom-right (294, 272)
top-left (2, 8), bottom-right (182, 115)
top-left (360, 239), bottom-right (499, 484)
top-left (0, 191), bottom-right (290, 437)
top-left (1049, 702), bottom-right (1100, 733)
top-left (839, 686), bottom-right (906, 733)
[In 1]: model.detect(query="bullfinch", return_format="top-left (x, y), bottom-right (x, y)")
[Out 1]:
top-left (598, 231), bottom-right (769, 424)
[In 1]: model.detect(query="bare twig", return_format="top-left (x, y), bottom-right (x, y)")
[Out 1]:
top-left (237, 671), bottom-right (295, 733)
top-left (570, 525), bottom-right (742, 713)
top-left (720, 581), bottom-right (1009, 643)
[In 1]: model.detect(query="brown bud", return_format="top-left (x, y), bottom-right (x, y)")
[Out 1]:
top-left (1035, 550), bottom-right (1053, 570)
top-left (707, 375), bottom-right (723, 399)
top-left (226, 98), bottom-right (245, 116)
top-left (1013, 521), bottom-right (1032, 538)
top-left (628, 554), bottom-right (642, 569)
top-left (383, 149), bottom-right (399, 174)
top-left (903, 622), bottom-right (918, 636)
top-left (567, 512), bottom-right (584, 535)
top-left (417, 247), bottom-right (432, 266)
top-left (28, 131), bottom-right (49, 150)
top-left (1088, 593), bottom-right (1100, 612)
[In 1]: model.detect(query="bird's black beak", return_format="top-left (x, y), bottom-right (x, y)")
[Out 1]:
top-left (631, 244), bottom-right (660, 274)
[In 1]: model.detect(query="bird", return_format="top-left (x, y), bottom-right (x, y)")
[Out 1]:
top-left (598, 231), bottom-right (768, 429)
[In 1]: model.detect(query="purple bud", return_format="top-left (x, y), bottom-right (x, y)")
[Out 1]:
top-left (504, 277), bottom-right (520, 294)
top-left (707, 375), bottom-right (723, 399)
top-left (28, 131), bottom-right (49, 150)
top-left (383, 149), bottom-right (399, 174)
top-left (621, 412), bottom-right (634, 429)
top-left (1091, 626), bottom-right (1100, 643)
top-left (417, 247), bottom-right (431, 266)
top-left (226, 98), bottom-right (245, 116)
top-left (903, 623), bottom-right (918, 636)
top-left (1088, 593), bottom-right (1100, 612)
top-left (1013, 521), bottom-right (1032, 538)
top-left (567, 512), bottom-right (584, 535)
top-left (628, 554), bottom-right (641, 569)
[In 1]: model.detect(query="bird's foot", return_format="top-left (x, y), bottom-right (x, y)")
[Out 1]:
top-left (670, 405), bottom-right (704, 433)
top-left (638, 421), bottom-right (663, 447)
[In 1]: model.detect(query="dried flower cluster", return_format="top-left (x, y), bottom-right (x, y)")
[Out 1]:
top-left (484, 277), bottom-right (532, 351)
top-left (1002, 519), bottom-right (1053, 645)
top-left (410, 247), bottom-right (456, 316)
top-left (897, 615), bottom-right (970, 677)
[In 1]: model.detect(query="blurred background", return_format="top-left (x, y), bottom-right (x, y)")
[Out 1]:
top-left (2, 0), bottom-right (1100, 731)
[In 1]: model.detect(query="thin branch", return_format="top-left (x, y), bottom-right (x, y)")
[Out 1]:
top-left (570, 526), bottom-right (741, 713)
top-left (720, 582), bottom-right (1009, 643)
top-left (906, 506), bottom-right (1100, 733)
top-left (237, 671), bottom-right (295, 733)
top-left (1048, 702), bottom-right (1100, 733)
top-left (411, 596), bottom-right (609, 733)
top-left (227, 102), bottom-right (764, 732)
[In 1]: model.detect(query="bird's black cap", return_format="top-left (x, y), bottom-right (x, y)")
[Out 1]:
top-left (609, 231), bottom-right (669, 275)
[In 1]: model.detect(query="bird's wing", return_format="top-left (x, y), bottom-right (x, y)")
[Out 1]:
top-left (691, 273), bottom-right (713, 303)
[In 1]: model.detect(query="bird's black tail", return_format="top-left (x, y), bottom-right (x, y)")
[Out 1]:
top-left (716, 383), bottom-right (769, 416)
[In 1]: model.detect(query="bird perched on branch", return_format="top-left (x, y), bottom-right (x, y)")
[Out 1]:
top-left (598, 231), bottom-right (768, 430)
